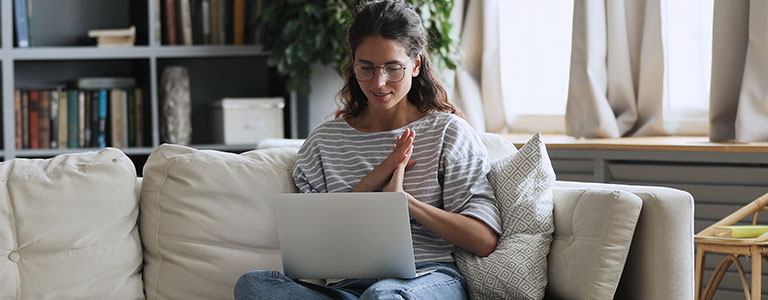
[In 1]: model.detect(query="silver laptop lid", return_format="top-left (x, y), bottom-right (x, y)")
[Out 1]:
top-left (274, 192), bottom-right (416, 279)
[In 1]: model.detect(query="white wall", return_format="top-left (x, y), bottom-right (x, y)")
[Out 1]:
top-left (307, 63), bottom-right (344, 132)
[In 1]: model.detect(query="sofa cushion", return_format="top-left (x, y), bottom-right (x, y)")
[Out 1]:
top-left (456, 132), bottom-right (555, 300)
top-left (0, 148), bottom-right (143, 299)
top-left (545, 187), bottom-right (642, 299)
top-left (552, 181), bottom-right (692, 300)
top-left (478, 132), bottom-right (518, 162)
top-left (140, 144), bottom-right (299, 300)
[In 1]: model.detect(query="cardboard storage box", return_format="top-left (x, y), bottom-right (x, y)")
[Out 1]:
top-left (211, 98), bottom-right (285, 145)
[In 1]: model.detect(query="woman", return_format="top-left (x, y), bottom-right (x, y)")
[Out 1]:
top-left (235, 1), bottom-right (500, 299)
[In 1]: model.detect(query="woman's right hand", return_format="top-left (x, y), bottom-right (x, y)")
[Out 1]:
top-left (353, 128), bottom-right (416, 192)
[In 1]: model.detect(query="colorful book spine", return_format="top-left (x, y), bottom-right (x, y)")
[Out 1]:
top-left (67, 90), bottom-right (79, 148)
top-left (127, 89), bottom-right (136, 147)
top-left (164, 0), bottom-right (177, 45)
top-left (14, 0), bottom-right (30, 47)
top-left (217, 0), bottom-right (226, 44)
top-left (14, 90), bottom-right (22, 149)
top-left (28, 90), bottom-right (39, 149)
top-left (233, 0), bottom-right (244, 44)
top-left (38, 90), bottom-right (50, 149)
top-left (202, 0), bottom-right (211, 44)
top-left (90, 91), bottom-right (100, 148)
top-left (26, 0), bottom-right (33, 46)
top-left (21, 90), bottom-right (29, 149)
top-left (135, 88), bottom-right (144, 147)
top-left (83, 91), bottom-right (91, 147)
top-left (154, 0), bottom-right (162, 45)
top-left (110, 89), bottom-right (123, 148)
top-left (78, 90), bottom-right (85, 147)
top-left (192, 0), bottom-right (204, 44)
top-left (121, 89), bottom-right (129, 147)
top-left (210, 0), bottom-right (220, 44)
top-left (98, 89), bottom-right (107, 148)
top-left (50, 89), bottom-right (59, 149)
top-left (58, 90), bottom-right (68, 149)
top-left (179, 0), bottom-right (193, 45)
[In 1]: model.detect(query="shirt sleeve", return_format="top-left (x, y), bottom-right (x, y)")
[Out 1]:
top-left (442, 154), bottom-right (502, 235)
top-left (292, 137), bottom-right (327, 193)
top-left (440, 121), bottom-right (502, 234)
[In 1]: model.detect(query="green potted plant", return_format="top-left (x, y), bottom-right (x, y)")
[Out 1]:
top-left (259, 0), bottom-right (458, 96)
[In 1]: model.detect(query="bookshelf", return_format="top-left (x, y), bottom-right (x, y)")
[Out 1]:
top-left (0, 0), bottom-right (292, 173)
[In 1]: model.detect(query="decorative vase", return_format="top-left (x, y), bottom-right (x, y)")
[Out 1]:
top-left (160, 66), bottom-right (192, 145)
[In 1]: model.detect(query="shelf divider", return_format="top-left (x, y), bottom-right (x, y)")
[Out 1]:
top-left (7, 45), bottom-right (265, 60)
top-left (14, 147), bottom-right (155, 157)
top-left (153, 45), bottom-right (265, 58)
top-left (10, 47), bottom-right (153, 60)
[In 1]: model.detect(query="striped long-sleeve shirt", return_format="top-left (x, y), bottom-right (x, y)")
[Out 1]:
top-left (292, 111), bottom-right (501, 263)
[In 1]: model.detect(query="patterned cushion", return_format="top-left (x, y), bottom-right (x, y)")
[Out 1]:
top-left (456, 132), bottom-right (555, 300)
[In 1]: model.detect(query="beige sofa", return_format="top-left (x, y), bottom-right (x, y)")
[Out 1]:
top-left (0, 135), bottom-right (694, 299)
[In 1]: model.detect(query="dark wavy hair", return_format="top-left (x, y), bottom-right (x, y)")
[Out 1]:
top-left (335, 0), bottom-right (459, 119)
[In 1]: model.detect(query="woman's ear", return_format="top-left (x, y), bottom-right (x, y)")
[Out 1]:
top-left (412, 53), bottom-right (422, 77)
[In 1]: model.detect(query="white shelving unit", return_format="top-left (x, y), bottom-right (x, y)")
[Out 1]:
top-left (0, 0), bottom-right (290, 170)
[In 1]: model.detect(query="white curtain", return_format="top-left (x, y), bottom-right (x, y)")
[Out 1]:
top-left (709, 0), bottom-right (768, 142)
top-left (450, 0), bottom-right (506, 133)
top-left (566, 0), bottom-right (668, 138)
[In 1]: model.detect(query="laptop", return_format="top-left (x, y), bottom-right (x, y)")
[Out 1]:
top-left (273, 192), bottom-right (418, 279)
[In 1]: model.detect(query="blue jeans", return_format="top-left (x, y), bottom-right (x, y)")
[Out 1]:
top-left (234, 262), bottom-right (467, 300)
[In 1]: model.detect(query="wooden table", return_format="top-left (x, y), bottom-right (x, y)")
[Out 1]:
top-left (695, 192), bottom-right (768, 300)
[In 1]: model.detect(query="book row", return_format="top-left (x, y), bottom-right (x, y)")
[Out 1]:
top-left (159, 0), bottom-right (262, 46)
top-left (14, 88), bottom-right (145, 150)
top-left (12, 0), bottom-right (262, 48)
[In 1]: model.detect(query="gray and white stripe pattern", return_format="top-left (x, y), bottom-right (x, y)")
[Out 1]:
top-left (292, 112), bottom-right (501, 263)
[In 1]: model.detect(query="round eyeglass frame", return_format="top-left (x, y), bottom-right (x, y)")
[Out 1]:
top-left (352, 58), bottom-right (413, 83)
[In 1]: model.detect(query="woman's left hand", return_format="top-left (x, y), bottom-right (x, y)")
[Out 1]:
top-left (380, 129), bottom-right (498, 256)
top-left (382, 135), bottom-right (413, 192)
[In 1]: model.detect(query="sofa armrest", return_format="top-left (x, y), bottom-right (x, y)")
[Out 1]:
top-left (552, 181), bottom-right (694, 300)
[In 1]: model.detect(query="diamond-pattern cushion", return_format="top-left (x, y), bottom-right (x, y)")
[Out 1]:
top-left (456, 132), bottom-right (555, 300)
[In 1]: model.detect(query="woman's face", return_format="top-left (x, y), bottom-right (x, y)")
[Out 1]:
top-left (353, 36), bottom-right (421, 113)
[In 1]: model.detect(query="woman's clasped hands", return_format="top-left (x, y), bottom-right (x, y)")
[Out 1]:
top-left (353, 128), bottom-right (416, 193)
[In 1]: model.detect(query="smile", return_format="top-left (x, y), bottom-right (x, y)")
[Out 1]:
top-left (372, 91), bottom-right (392, 100)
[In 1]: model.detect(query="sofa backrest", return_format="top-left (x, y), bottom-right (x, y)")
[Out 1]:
top-left (552, 181), bottom-right (695, 300)
top-left (258, 132), bottom-right (695, 299)
top-left (0, 133), bottom-right (693, 300)
top-left (0, 148), bottom-right (144, 300)
top-left (139, 144), bottom-right (299, 300)
top-left (479, 133), bottom-right (694, 299)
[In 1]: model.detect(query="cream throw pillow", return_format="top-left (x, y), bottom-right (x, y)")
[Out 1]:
top-left (456, 133), bottom-right (555, 300)
top-left (140, 144), bottom-right (299, 300)
top-left (546, 188), bottom-right (642, 299)
top-left (0, 148), bottom-right (143, 299)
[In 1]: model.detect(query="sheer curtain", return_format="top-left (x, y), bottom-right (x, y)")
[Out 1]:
top-left (565, 0), bottom-right (668, 138)
top-left (709, 0), bottom-right (768, 142)
top-left (450, 0), bottom-right (506, 133)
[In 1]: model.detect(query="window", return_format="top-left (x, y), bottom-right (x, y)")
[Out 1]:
top-left (498, 0), bottom-right (714, 136)
top-left (498, 1), bottom-right (573, 133)
top-left (665, 0), bottom-right (714, 135)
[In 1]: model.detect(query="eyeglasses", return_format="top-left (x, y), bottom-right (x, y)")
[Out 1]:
top-left (353, 61), bottom-right (409, 83)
